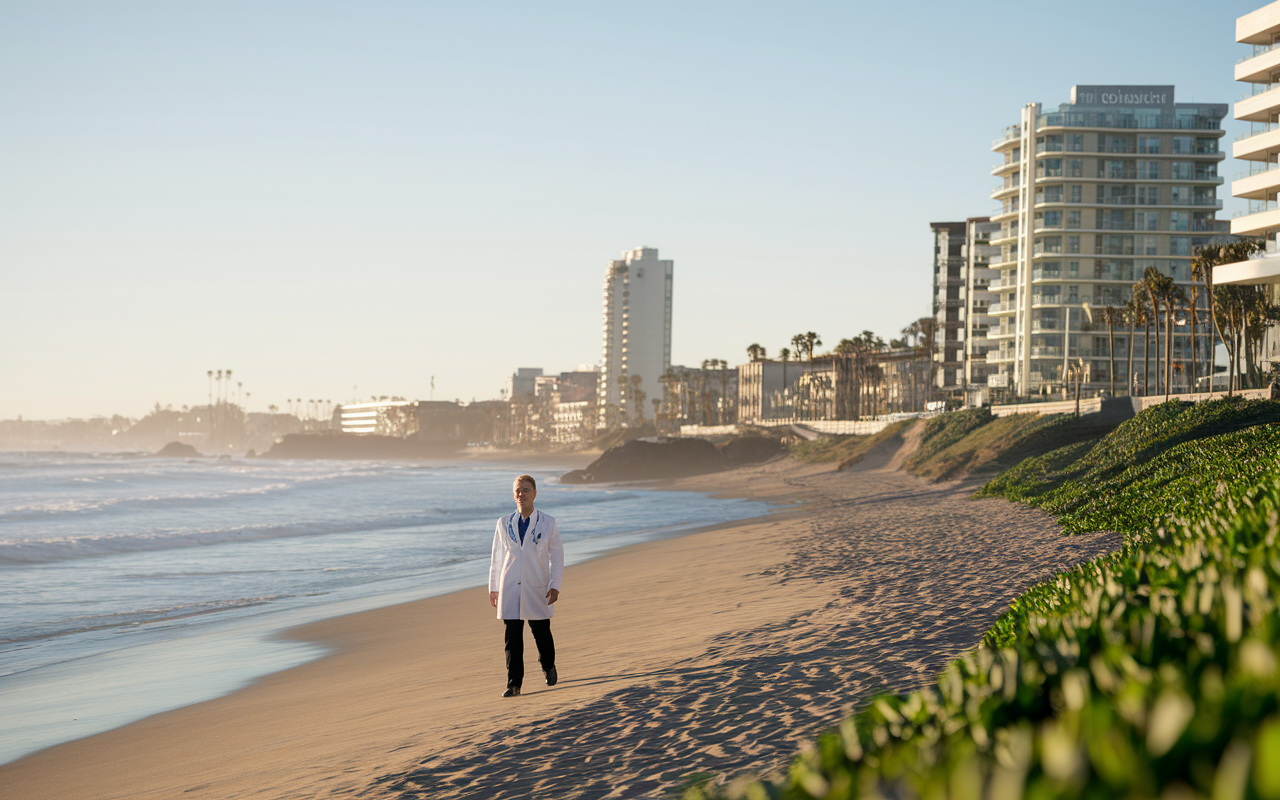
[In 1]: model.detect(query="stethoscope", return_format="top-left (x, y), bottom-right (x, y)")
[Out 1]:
top-left (506, 510), bottom-right (541, 545)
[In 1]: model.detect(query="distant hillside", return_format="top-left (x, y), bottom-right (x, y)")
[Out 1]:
top-left (261, 433), bottom-right (465, 460)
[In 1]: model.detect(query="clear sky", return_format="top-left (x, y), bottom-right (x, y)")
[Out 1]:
top-left (0, 0), bottom-right (1267, 419)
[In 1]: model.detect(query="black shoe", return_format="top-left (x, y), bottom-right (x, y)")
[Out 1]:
top-left (544, 667), bottom-right (558, 687)
top-left (502, 686), bottom-right (521, 698)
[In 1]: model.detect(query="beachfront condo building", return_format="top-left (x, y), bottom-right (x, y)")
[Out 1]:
top-left (1214, 0), bottom-right (1280, 377)
top-left (988, 86), bottom-right (1227, 397)
top-left (929, 218), bottom-right (1000, 403)
top-left (965, 217), bottom-right (1001, 400)
top-left (598, 247), bottom-right (674, 427)
top-left (930, 221), bottom-right (967, 395)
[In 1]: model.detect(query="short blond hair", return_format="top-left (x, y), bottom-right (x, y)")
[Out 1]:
top-left (513, 474), bottom-right (536, 491)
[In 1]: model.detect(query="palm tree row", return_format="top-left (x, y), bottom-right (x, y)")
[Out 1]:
top-left (1089, 241), bottom-right (1278, 398)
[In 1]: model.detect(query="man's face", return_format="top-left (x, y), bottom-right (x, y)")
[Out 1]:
top-left (513, 480), bottom-right (536, 513)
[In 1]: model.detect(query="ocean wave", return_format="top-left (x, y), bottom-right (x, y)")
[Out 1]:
top-left (0, 482), bottom-right (298, 519)
top-left (0, 508), bottom-right (485, 564)
top-left (0, 595), bottom-right (293, 644)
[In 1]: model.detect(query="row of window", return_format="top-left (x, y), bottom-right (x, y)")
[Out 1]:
top-left (1034, 159), bottom-right (1218, 180)
top-left (1005, 258), bottom-right (1197, 283)
top-left (1035, 209), bottom-right (1215, 231)
top-left (1035, 134), bottom-right (1219, 155)
top-left (1035, 184), bottom-right (1217, 206)
top-left (1036, 234), bottom-right (1199, 256)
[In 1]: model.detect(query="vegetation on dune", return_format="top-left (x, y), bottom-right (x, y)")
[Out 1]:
top-left (904, 412), bottom-right (1119, 484)
top-left (978, 398), bottom-right (1280, 534)
top-left (902, 408), bottom-right (993, 474)
top-left (787, 421), bottom-right (915, 467)
top-left (684, 397), bottom-right (1280, 800)
top-left (687, 483), bottom-right (1280, 800)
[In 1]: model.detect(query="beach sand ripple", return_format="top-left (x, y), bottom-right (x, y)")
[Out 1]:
top-left (375, 463), bottom-right (1119, 800)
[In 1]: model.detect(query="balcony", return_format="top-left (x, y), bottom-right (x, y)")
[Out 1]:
top-left (1215, 245), bottom-right (1280, 285)
top-left (1239, 48), bottom-right (1280, 84)
top-left (1233, 167), bottom-right (1280, 200)
top-left (992, 125), bottom-right (1022, 148)
top-left (1236, 85), bottom-right (1280, 123)
top-left (1235, 126), bottom-right (1280, 162)
top-left (1232, 205), bottom-right (1280, 237)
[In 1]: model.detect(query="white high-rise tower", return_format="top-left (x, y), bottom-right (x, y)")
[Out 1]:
top-left (598, 247), bottom-right (673, 427)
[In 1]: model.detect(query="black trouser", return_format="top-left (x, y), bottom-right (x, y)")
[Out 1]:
top-left (504, 619), bottom-right (554, 689)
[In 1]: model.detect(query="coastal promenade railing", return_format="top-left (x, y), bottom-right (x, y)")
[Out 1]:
top-left (679, 414), bottom-right (926, 438)
top-left (990, 397), bottom-right (1102, 417)
top-left (1127, 387), bottom-right (1269, 411)
top-left (991, 387), bottom-right (1272, 419)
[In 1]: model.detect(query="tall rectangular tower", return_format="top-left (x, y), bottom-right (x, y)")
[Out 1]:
top-left (989, 86), bottom-right (1226, 396)
top-left (930, 219), bottom-right (1001, 402)
top-left (598, 247), bottom-right (674, 426)
top-left (930, 222), bottom-right (967, 394)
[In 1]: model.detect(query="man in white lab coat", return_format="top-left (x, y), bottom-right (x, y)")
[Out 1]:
top-left (489, 474), bottom-right (564, 698)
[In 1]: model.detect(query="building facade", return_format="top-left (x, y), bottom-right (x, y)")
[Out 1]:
top-left (931, 219), bottom-right (1002, 401)
top-left (1223, 0), bottom-right (1280, 275)
top-left (989, 85), bottom-right (1226, 396)
top-left (598, 247), bottom-right (674, 426)
top-left (1215, 0), bottom-right (1280, 378)
top-left (737, 361), bottom-right (802, 423)
top-left (964, 217), bottom-right (1001, 400)
top-left (504, 368), bottom-right (543, 400)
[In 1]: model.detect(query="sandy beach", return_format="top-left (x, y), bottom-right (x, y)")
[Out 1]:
top-left (0, 449), bottom-right (1120, 800)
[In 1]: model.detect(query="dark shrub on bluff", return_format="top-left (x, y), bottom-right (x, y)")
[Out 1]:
top-left (719, 435), bottom-right (784, 466)
top-left (561, 438), bottom-right (726, 484)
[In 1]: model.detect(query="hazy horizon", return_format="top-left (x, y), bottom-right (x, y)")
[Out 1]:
top-left (1, 0), bottom-right (1260, 420)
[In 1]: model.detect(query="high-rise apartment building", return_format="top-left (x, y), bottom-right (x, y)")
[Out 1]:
top-left (964, 217), bottom-right (1001, 396)
top-left (598, 247), bottom-right (674, 426)
top-left (1218, 3), bottom-right (1280, 288)
top-left (930, 219), bottom-right (1001, 401)
top-left (988, 86), bottom-right (1226, 395)
top-left (930, 222), bottom-right (966, 394)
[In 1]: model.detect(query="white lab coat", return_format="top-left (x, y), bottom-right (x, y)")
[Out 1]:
top-left (489, 509), bottom-right (564, 620)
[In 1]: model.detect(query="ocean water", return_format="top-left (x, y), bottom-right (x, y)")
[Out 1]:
top-left (0, 453), bottom-right (769, 764)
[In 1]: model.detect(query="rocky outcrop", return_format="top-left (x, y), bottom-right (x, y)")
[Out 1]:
top-left (156, 441), bottom-right (201, 457)
top-left (561, 438), bottom-right (726, 484)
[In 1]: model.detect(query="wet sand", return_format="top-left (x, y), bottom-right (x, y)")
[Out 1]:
top-left (0, 453), bottom-right (1119, 800)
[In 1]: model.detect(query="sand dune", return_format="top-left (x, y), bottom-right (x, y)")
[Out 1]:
top-left (0, 450), bottom-right (1119, 800)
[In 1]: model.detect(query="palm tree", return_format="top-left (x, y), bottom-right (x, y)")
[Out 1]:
top-left (1139, 267), bottom-right (1166, 397)
top-left (779, 347), bottom-right (792, 416)
top-left (790, 334), bottom-right (807, 374)
top-left (1141, 266), bottom-right (1176, 399)
top-left (1187, 281), bottom-right (1202, 392)
top-left (1196, 239), bottom-right (1266, 393)
top-left (746, 343), bottom-right (766, 362)
top-left (802, 332), bottom-right (822, 371)
top-left (1166, 285), bottom-right (1188, 397)
top-left (1124, 298), bottom-right (1138, 397)
top-left (1130, 288), bottom-right (1151, 397)
top-left (1100, 305), bottom-right (1120, 399)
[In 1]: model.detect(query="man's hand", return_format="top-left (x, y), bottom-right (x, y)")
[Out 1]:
top-left (489, 591), bottom-right (498, 608)
top-left (546, 588), bottom-right (559, 605)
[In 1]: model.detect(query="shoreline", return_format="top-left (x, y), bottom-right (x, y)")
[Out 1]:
top-left (0, 456), bottom-right (1121, 799)
top-left (0, 464), bottom-right (767, 768)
